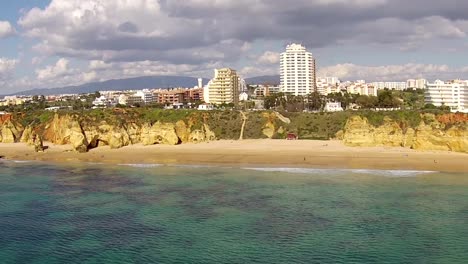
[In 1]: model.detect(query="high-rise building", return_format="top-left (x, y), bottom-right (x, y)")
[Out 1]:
top-left (204, 68), bottom-right (242, 105)
top-left (425, 80), bottom-right (468, 113)
top-left (280, 43), bottom-right (316, 96)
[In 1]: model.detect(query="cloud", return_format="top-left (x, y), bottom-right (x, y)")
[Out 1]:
top-left (317, 63), bottom-right (468, 81)
top-left (257, 51), bottom-right (280, 65)
top-left (0, 58), bottom-right (18, 94)
top-left (0, 58), bottom-right (17, 80)
top-left (8, 0), bottom-right (468, 92)
top-left (0, 21), bottom-right (15, 38)
top-left (36, 58), bottom-right (74, 81)
top-left (18, 0), bottom-right (468, 65)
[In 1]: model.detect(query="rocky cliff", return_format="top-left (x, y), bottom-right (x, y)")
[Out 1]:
top-left (40, 113), bottom-right (219, 152)
top-left (341, 114), bottom-right (467, 153)
top-left (1, 110), bottom-right (466, 153)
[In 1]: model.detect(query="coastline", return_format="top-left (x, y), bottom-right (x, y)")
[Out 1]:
top-left (1, 140), bottom-right (467, 173)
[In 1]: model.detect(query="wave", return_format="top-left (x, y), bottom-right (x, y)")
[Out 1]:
top-left (242, 167), bottom-right (437, 177)
top-left (118, 163), bottom-right (163, 168)
top-left (0, 159), bottom-right (34, 164)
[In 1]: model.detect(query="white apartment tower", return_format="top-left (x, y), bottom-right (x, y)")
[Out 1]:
top-left (280, 43), bottom-right (316, 96)
top-left (425, 80), bottom-right (468, 113)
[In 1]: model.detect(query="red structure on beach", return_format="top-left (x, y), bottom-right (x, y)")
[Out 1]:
top-left (286, 133), bottom-right (298, 140)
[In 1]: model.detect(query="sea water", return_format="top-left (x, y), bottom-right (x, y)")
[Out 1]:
top-left (1, 161), bottom-right (467, 263)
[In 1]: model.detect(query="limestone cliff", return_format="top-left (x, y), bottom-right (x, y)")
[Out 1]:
top-left (36, 113), bottom-right (221, 152)
top-left (141, 122), bottom-right (179, 145)
top-left (0, 120), bottom-right (23, 143)
top-left (342, 114), bottom-right (467, 153)
top-left (1, 110), bottom-right (466, 154)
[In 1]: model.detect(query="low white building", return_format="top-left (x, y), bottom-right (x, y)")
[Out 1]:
top-left (92, 96), bottom-right (110, 107)
top-left (324, 102), bottom-right (344, 112)
top-left (198, 103), bottom-right (215, 111)
top-left (425, 80), bottom-right (468, 113)
top-left (371, 81), bottom-right (407, 90)
top-left (135, 90), bottom-right (156, 104)
top-left (239, 92), bottom-right (249, 101)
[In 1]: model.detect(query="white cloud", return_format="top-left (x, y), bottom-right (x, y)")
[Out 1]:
top-left (0, 58), bottom-right (18, 94)
top-left (0, 21), bottom-right (15, 38)
top-left (36, 58), bottom-right (73, 80)
top-left (0, 58), bottom-right (17, 80)
top-left (257, 51), bottom-right (280, 65)
top-left (318, 63), bottom-right (468, 81)
top-left (18, 0), bottom-right (468, 65)
top-left (7, 0), bottom-right (468, 92)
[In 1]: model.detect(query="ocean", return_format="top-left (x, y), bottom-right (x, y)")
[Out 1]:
top-left (1, 161), bottom-right (467, 263)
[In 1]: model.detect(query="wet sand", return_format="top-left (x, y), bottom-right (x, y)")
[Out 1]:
top-left (1, 140), bottom-right (467, 173)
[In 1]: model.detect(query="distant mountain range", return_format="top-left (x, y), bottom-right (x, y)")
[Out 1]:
top-left (245, 75), bottom-right (280, 85)
top-left (3, 75), bottom-right (281, 97)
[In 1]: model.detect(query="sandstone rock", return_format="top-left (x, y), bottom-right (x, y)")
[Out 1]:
top-left (141, 122), bottom-right (179, 145)
top-left (342, 114), bottom-right (467, 153)
top-left (1, 120), bottom-right (23, 143)
top-left (412, 121), bottom-right (468, 153)
top-left (126, 123), bottom-right (141, 144)
top-left (20, 126), bottom-right (33, 144)
top-left (402, 128), bottom-right (415, 148)
top-left (189, 129), bottom-right (206, 143)
top-left (203, 124), bottom-right (216, 141)
top-left (342, 116), bottom-right (375, 147)
top-left (277, 126), bottom-right (285, 135)
top-left (175, 120), bottom-right (190, 143)
top-left (372, 117), bottom-right (405, 147)
top-left (68, 128), bottom-right (88, 153)
top-left (32, 133), bottom-right (44, 152)
top-left (335, 130), bottom-right (344, 140)
top-left (262, 121), bottom-right (275, 139)
top-left (44, 114), bottom-right (75, 145)
top-left (108, 131), bottom-right (131, 149)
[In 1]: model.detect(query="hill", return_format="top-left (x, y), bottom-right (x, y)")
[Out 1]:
top-left (245, 75), bottom-right (280, 85)
top-left (6, 76), bottom-right (210, 96)
top-left (2, 75), bottom-right (281, 97)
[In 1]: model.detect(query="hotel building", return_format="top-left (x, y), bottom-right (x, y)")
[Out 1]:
top-left (425, 80), bottom-right (468, 113)
top-left (280, 44), bottom-right (316, 96)
top-left (204, 68), bottom-right (242, 105)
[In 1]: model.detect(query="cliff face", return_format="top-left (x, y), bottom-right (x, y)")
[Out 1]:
top-left (38, 113), bottom-right (219, 152)
top-left (342, 114), bottom-right (468, 153)
top-left (1, 110), bottom-right (466, 154)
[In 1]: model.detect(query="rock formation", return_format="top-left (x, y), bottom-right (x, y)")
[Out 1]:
top-left (1, 111), bottom-right (466, 154)
top-left (1, 120), bottom-right (23, 143)
top-left (141, 122), bottom-right (179, 145)
top-left (341, 114), bottom-right (467, 153)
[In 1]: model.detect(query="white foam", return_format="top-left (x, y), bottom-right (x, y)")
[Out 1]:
top-left (172, 164), bottom-right (217, 169)
top-left (4, 160), bottom-right (33, 164)
top-left (118, 163), bottom-right (163, 168)
top-left (243, 167), bottom-right (437, 177)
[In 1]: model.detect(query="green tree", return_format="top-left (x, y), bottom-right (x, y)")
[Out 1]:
top-left (306, 91), bottom-right (325, 111)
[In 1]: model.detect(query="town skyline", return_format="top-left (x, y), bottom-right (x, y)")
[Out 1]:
top-left (1, 0), bottom-right (468, 94)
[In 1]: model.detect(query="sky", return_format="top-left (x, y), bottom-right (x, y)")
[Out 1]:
top-left (1, 0), bottom-right (468, 94)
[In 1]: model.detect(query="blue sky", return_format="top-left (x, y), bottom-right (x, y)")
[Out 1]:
top-left (1, 0), bottom-right (468, 94)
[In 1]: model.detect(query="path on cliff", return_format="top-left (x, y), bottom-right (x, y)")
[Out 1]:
top-left (274, 111), bottom-right (291, 124)
top-left (239, 111), bottom-right (247, 140)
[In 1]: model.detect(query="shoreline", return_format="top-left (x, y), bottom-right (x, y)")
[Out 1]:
top-left (1, 140), bottom-right (467, 173)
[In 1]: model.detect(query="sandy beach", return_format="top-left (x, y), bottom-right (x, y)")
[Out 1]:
top-left (1, 140), bottom-right (467, 172)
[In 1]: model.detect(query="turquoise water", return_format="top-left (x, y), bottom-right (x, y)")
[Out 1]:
top-left (1, 161), bottom-right (468, 263)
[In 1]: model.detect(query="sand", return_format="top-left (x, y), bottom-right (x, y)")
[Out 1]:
top-left (1, 140), bottom-right (467, 172)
